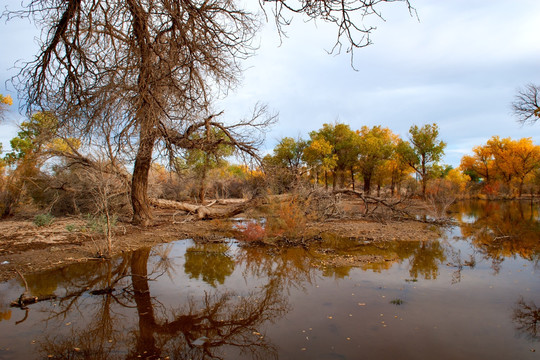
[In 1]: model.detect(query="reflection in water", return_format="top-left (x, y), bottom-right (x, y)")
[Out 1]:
top-left (446, 248), bottom-right (477, 284)
top-left (453, 200), bottom-right (540, 273)
top-left (312, 235), bottom-right (446, 281)
top-left (238, 235), bottom-right (447, 282)
top-left (513, 297), bottom-right (540, 342)
top-left (30, 248), bottom-right (289, 359)
top-left (184, 243), bottom-right (235, 287)
top-left (408, 241), bottom-right (446, 280)
top-left (1, 200), bottom-right (539, 359)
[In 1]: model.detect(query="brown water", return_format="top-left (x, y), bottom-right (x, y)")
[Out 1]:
top-left (0, 200), bottom-right (538, 359)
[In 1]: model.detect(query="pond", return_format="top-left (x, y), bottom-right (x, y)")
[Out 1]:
top-left (0, 200), bottom-right (539, 359)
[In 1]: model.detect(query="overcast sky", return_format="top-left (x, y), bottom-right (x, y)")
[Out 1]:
top-left (1, 0), bottom-right (540, 167)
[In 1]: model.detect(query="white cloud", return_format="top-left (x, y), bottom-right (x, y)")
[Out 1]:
top-left (2, 0), bottom-right (540, 166)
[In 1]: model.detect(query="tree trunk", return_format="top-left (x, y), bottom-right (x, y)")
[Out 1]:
top-left (325, 171), bottom-right (328, 190)
top-left (150, 198), bottom-right (256, 220)
top-left (199, 156), bottom-right (209, 203)
top-left (131, 127), bottom-right (156, 226)
top-left (421, 176), bottom-right (427, 199)
top-left (350, 166), bottom-right (355, 191)
top-left (128, 0), bottom-right (157, 226)
top-left (363, 174), bottom-right (371, 195)
top-left (421, 157), bottom-right (427, 199)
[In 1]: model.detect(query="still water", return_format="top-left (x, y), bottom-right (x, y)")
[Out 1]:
top-left (0, 200), bottom-right (539, 359)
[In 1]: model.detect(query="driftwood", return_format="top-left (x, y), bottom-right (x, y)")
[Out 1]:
top-left (10, 295), bottom-right (57, 308)
top-left (11, 268), bottom-right (57, 309)
top-left (334, 189), bottom-right (412, 218)
top-left (150, 198), bottom-right (257, 220)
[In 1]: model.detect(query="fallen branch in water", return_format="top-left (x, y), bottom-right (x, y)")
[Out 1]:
top-left (11, 268), bottom-right (56, 309)
top-left (10, 294), bottom-right (57, 308)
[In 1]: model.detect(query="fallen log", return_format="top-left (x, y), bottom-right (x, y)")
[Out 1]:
top-left (11, 295), bottom-right (57, 308)
top-left (150, 198), bottom-right (257, 220)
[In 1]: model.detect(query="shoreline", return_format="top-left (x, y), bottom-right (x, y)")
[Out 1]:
top-left (0, 208), bottom-right (440, 283)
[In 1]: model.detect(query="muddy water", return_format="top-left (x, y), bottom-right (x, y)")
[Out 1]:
top-left (0, 200), bottom-right (538, 359)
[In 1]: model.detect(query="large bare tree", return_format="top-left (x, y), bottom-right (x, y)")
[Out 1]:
top-left (513, 83), bottom-right (540, 125)
top-left (5, 0), bottom-right (413, 225)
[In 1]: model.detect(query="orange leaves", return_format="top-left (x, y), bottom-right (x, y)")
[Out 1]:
top-left (460, 136), bottom-right (540, 196)
top-left (0, 94), bottom-right (13, 106)
top-left (237, 221), bottom-right (266, 242)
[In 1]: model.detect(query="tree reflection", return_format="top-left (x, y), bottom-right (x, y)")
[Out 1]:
top-left (408, 241), bottom-right (446, 280)
top-left (237, 246), bottom-right (315, 290)
top-left (513, 297), bottom-right (540, 342)
top-left (237, 236), bottom-right (446, 282)
top-left (184, 243), bottom-right (235, 287)
top-left (35, 247), bottom-right (287, 359)
top-left (455, 200), bottom-right (540, 273)
top-left (0, 292), bottom-right (11, 323)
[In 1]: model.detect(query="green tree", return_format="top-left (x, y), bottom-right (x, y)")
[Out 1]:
top-left (0, 112), bottom-right (81, 217)
top-left (1, 112), bottom-right (57, 216)
top-left (269, 137), bottom-right (307, 177)
top-left (398, 124), bottom-right (446, 198)
top-left (313, 123), bottom-right (358, 190)
top-left (356, 125), bottom-right (395, 194)
top-left (180, 128), bottom-right (235, 203)
top-left (262, 137), bottom-right (307, 192)
top-left (302, 136), bottom-right (337, 189)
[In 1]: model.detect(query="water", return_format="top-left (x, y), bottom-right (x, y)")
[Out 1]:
top-left (0, 200), bottom-right (538, 359)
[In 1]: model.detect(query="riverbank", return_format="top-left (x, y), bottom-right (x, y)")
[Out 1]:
top-left (0, 200), bottom-right (440, 282)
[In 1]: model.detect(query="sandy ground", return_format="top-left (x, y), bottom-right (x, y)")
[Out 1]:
top-left (0, 201), bottom-right (439, 282)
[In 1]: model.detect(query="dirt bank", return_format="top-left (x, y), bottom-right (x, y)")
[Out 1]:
top-left (0, 202), bottom-right (440, 283)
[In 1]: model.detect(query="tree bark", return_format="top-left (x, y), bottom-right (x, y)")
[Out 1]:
top-left (325, 171), bottom-right (328, 190)
top-left (363, 173), bottom-right (371, 195)
top-left (350, 166), bottom-right (355, 191)
top-left (128, 0), bottom-right (157, 226)
top-left (131, 126), bottom-right (156, 226)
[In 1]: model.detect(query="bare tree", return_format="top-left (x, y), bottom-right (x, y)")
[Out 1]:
top-left (5, 0), bottom-right (413, 225)
top-left (513, 83), bottom-right (540, 125)
top-left (264, 0), bottom-right (415, 59)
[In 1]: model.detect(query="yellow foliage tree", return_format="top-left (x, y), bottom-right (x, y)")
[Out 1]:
top-left (0, 94), bottom-right (13, 119)
top-left (1, 112), bottom-right (81, 216)
top-left (445, 168), bottom-right (471, 193)
top-left (302, 137), bottom-right (337, 189)
top-left (461, 136), bottom-right (540, 197)
top-left (460, 145), bottom-right (494, 183)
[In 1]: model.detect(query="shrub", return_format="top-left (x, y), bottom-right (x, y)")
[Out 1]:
top-left (237, 221), bottom-right (266, 242)
top-left (265, 196), bottom-right (307, 239)
top-left (84, 214), bottom-right (118, 234)
top-left (33, 213), bottom-right (55, 227)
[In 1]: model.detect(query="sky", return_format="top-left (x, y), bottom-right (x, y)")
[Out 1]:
top-left (1, 0), bottom-right (540, 167)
